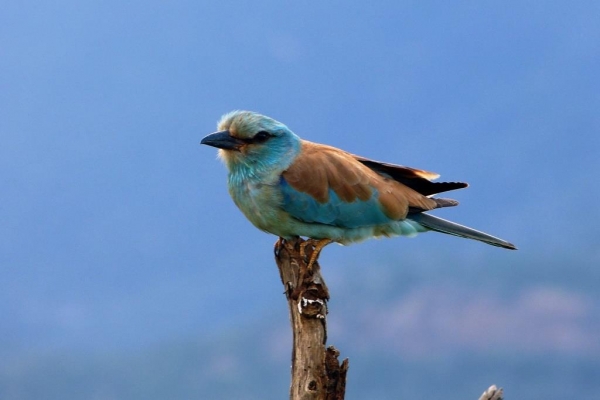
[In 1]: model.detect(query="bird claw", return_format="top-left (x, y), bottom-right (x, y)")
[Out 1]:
top-left (302, 238), bottom-right (333, 272)
top-left (274, 237), bottom-right (284, 257)
top-left (275, 237), bottom-right (300, 257)
top-left (298, 240), bottom-right (310, 259)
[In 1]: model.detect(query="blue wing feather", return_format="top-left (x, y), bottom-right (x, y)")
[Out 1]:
top-left (279, 177), bottom-right (392, 228)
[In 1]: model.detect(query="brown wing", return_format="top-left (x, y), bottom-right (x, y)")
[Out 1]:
top-left (282, 141), bottom-right (440, 220)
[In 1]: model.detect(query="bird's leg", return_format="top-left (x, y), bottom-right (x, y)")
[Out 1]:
top-left (298, 240), bottom-right (311, 260)
top-left (305, 239), bottom-right (333, 272)
top-left (274, 237), bottom-right (285, 257)
top-left (275, 237), bottom-right (298, 257)
top-left (288, 238), bottom-right (332, 300)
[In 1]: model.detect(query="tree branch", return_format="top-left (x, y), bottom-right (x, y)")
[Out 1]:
top-left (274, 237), bottom-right (503, 400)
top-left (479, 385), bottom-right (504, 400)
top-left (275, 237), bottom-right (348, 400)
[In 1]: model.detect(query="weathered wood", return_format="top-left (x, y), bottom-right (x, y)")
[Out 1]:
top-left (274, 238), bottom-right (348, 400)
top-left (274, 237), bottom-right (502, 400)
top-left (479, 385), bottom-right (504, 400)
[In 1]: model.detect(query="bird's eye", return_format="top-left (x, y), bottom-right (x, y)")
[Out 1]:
top-left (253, 131), bottom-right (272, 143)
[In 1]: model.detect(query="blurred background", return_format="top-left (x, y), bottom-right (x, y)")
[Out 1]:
top-left (1, 1), bottom-right (599, 399)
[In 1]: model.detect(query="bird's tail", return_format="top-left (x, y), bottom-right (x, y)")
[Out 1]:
top-left (409, 213), bottom-right (517, 250)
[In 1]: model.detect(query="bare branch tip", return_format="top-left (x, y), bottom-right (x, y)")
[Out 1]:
top-left (478, 384), bottom-right (504, 400)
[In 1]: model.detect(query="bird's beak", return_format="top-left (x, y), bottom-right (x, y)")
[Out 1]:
top-left (200, 130), bottom-right (244, 151)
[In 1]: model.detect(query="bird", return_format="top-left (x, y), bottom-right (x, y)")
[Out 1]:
top-left (201, 110), bottom-right (516, 268)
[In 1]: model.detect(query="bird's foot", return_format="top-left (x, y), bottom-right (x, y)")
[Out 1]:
top-left (274, 237), bottom-right (298, 257)
top-left (274, 237), bottom-right (284, 257)
top-left (301, 238), bottom-right (333, 272)
top-left (298, 240), bottom-right (310, 259)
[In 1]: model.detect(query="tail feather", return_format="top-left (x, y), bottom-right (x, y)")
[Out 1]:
top-left (433, 198), bottom-right (459, 208)
top-left (409, 213), bottom-right (517, 250)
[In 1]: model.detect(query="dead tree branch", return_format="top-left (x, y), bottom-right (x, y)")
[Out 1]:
top-left (479, 385), bottom-right (504, 400)
top-left (274, 237), bottom-right (502, 400)
top-left (275, 237), bottom-right (348, 400)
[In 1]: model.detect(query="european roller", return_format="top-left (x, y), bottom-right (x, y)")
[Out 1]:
top-left (201, 111), bottom-right (516, 267)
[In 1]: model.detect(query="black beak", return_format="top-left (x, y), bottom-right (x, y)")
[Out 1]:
top-left (200, 130), bottom-right (244, 151)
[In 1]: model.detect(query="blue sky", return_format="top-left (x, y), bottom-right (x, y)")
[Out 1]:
top-left (1, 1), bottom-right (599, 398)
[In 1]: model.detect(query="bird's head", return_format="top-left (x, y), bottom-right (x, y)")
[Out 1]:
top-left (201, 111), bottom-right (301, 173)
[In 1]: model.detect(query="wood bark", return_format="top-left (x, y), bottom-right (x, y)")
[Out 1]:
top-left (274, 237), bottom-right (503, 400)
top-left (274, 237), bottom-right (348, 400)
top-left (479, 385), bottom-right (504, 400)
